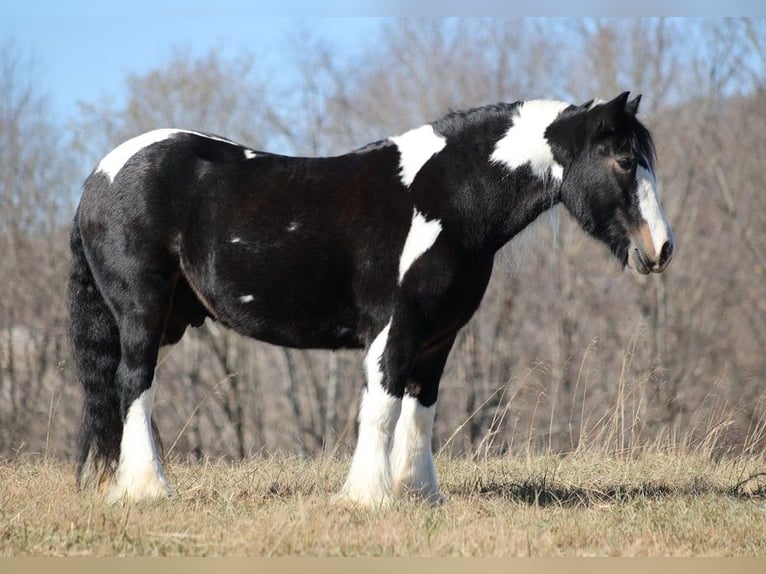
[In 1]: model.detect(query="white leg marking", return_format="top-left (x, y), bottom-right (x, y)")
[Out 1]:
top-left (490, 99), bottom-right (570, 182)
top-left (337, 321), bottom-right (401, 508)
top-left (81, 347), bottom-right (171, 491)
top-left (636, 165), bottom-right (673, 254)
top-left (97, 129), bottom-right (248, 183)
top-left (398, 209), bottom-right (442, 283)
top-left (108, 378), bottom-right (171, 503)
top-left (390, 124), bottom-right (447, 187)
top-left (391, 395), bottom-right (442, 504)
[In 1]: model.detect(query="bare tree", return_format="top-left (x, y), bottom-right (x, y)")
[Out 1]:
top-left (3, 19), bottom-right (766, 462)
top-left (0, 40), bottom-right (77, 455)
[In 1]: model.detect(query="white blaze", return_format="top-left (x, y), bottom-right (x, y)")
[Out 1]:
top-left (636, 165), bottom-right (673, 255)
top-left (490, 99), bottom-right (569, 182)
top-left (390, 124), bottom-right (447, 187)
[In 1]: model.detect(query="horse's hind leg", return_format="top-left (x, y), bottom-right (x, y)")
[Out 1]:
top-left (102, 271), bottom-right (178, 503)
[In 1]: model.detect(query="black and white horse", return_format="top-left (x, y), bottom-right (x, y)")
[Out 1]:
top-left (68, 92), bottom-right (673, 507)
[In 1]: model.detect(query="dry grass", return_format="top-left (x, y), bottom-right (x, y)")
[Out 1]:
top-left (4, 341), bottom-right (765, 557)
top-left (1, 446), bottom-right (765, 556)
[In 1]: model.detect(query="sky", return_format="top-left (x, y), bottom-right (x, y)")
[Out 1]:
top-left (2, 10), bottom-right (388, 124)
top-left (3, 2), bottom-right (763, 127)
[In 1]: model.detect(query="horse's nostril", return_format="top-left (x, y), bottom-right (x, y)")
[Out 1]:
top-left (659, 239), bottom-right (673, 267)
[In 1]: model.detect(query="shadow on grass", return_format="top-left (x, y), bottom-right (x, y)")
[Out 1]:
top-left (253, 473), bottom-right (766, 509)
top-left (452, 473), bottom-right (766, 508)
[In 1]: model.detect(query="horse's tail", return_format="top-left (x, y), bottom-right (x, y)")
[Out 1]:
top-left (67, 209), bottom-right (122, 489)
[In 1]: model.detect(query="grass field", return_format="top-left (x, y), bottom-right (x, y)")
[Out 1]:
top-left (2, 446), bottom-right (765, 556)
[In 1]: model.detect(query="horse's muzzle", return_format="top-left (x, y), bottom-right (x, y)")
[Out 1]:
top-left (629, 235), bottom-right (674, 274)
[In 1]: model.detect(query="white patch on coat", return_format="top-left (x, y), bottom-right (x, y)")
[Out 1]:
top-left (490, 99), bottom-right (569, 182)
top-left (97, 129), bottom-right (246, 183)
top-left (636, 165), bottom-right (673, 256)
top-left (398, 209), bottom-right (442, 283)
top-left (390, 124), bottom-right (447, 187)
top-left (230, 236), bottom-right (243, 244)
top-left (287, 221), bottom-right (299, 232)
top-left (244, 149), bottom-right (257, 159)
top-left (108, 379), bottom-right (171, 503)
top-left (337, 320), bottom-right (401, 508)
top-left (391, 395), bottom-right (442, 504)
top-left (239, 295), bottom-right (254, 303)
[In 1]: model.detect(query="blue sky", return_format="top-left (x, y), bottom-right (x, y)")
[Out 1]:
top-left (2, 10), bottom-right (388, 123)
top-left (3, 2), bottom-right (763, 126)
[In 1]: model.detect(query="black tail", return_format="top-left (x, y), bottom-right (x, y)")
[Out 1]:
top-left (67, 211), bottom-right (122, 489)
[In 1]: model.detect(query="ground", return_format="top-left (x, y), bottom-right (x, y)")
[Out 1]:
top-left (1, 451), bottom-right (765, 556)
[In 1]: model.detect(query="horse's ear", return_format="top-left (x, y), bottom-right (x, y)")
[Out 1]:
top-left (625, 94), bottom-right (642, 115)
top-left (579, 98), bottom-right (595, 109)
top-left (605, 91), bottom-right (631, 115)
top-left (586, 91), bottom-right (631, 135)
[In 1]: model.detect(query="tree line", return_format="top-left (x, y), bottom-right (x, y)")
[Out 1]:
top-left (1, 18), bottom-right (764, 461)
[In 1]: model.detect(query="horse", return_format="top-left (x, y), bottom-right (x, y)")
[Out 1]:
top-left (67, 91), bottom-right (674, 507)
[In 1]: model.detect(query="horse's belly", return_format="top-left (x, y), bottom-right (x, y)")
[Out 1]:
top-left (196, 246), bottom-right (365, 349)
top-left (222, 293), bottom-right (363, 350)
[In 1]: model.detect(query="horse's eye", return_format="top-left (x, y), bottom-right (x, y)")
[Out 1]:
top-left (616, 157), bottom-right (634, 172)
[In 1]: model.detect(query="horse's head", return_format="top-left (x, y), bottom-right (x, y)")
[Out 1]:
top-left (550, 92), bottom-right (674, 274)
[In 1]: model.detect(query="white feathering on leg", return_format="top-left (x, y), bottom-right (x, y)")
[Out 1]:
top-left (107, 378), bottom-right (171, 503)
top-left (391, 395), bottom-right (442, 504)
top-left (336, 321), bottom-right (401, 508)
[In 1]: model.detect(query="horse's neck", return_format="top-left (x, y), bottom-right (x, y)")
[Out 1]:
top-left (429, 143), bottom-right (561, 254)
top-left (486, 178), bottom-right (560, 254)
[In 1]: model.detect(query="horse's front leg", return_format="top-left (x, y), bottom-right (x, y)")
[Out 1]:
top-left (391, 334), bottom-right (455, 505)
top-left (336, 316), bottom-right (421, 508)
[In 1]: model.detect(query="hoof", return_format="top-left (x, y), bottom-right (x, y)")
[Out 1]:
top-left (106, 469), bottom-right (173, 504)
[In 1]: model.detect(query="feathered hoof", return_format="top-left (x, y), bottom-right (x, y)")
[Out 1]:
top-left (106, 469), bottom-right (173, 504)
